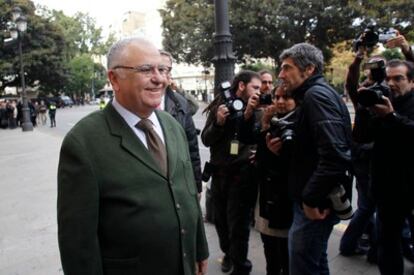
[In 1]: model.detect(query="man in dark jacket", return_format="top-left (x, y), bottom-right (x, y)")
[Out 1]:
top-left (363, 59), bottom-right (414, 275)
top-left (160, 50), bottom-right (202, 194)
top-left (202, 70), bottom-right (261, 275)
top-left (277, 43), bottom-right (352, 275)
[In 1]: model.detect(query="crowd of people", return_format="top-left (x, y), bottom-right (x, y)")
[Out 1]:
top-left (0, 99), bottom-right (57, 129)
top-left (56, 35), bottom-right (414, 275)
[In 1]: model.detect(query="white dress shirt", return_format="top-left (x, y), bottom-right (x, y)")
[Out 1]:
top-left (111, 98), bottom-right (165, 149)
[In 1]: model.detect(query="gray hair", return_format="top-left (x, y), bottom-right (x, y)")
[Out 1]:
top-left (107, 37), bottom-right (153, 69)
top-left (279, 43), bottom-right (324, 74)
top-left (159, 50), bottom-right (173, 65)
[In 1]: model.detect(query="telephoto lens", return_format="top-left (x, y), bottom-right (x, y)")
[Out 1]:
top-left (327, 185), bottom-right (353, 220)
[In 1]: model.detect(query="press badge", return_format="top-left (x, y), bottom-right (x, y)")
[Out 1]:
top-left (230, 140), bottom-right (239, 155)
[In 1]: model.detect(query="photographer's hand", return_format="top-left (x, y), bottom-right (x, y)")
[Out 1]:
top-left (265, 133), bottom-right (282, 155)
top-left (371, 96), bottom-right (394, 117)
top-left (386, 34), bottom-right (411, 53)
top-left (244, 93), bottom-right (259, 120)
top-left (302, 203), bottom-right (330, 220)
top-left (216, 104), bottom-right (229, 126)
top-left (261, 105), bottom-right (277, 131)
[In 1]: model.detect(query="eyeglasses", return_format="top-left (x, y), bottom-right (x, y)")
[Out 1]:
top-left (385, 75), bottom-right (407, 82)
top-left (262, 81), bottom-right (273, 85)
top-left (112, 64), bottom-right (172, 77)
top-left (274, 95), bottom-right (290, 100)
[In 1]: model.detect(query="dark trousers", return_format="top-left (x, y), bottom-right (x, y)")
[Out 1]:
top-left (340, 153), bottom-right (376, 253)
top-left (261, 234), bottom-right (288, 275)
top-left (211, 168), bottom-right (255, 273)
top-left (377, 202), bottom-right (412, 275)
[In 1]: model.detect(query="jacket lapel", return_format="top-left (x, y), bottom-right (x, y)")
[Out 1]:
top-left (104, 104), bottom-right (167, 178)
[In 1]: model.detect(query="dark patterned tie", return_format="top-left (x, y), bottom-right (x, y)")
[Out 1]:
top-left (136, 119), bottom-right (167, 176)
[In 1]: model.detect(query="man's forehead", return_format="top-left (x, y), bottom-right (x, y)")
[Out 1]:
top-left (280, 58), bottom-right (298, 69)
top-left (386, 65), bottom-right (407, 75)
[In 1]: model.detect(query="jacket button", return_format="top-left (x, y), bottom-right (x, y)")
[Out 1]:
top-left (176, 203), bottom-right (181, 209)
top-left (170, 180), bottom-right (174, 185)
top-left (183, 252), bottom-right (187, 258)
top-left (181, 229), bottom-right (186, 235)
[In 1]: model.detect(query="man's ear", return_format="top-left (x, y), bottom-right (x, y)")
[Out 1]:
top-left (236, 81), bottom-right (246, 97)
top-left (108, 70), bottom-right (120, 92)
top-left (304, 65), bottom-right (316, 78)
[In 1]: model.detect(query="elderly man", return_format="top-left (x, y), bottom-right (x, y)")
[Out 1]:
top-left (57, 37), bottom-right (208, 275)
top-left (277, 43), bottom-right (352, 275)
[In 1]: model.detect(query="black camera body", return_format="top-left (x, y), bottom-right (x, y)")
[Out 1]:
top-left (358, 59), bottom-right (390, 107)
top-left (269, 115), bottom-right (295, 143)
top-left (259, 93), bottom-right (272, 105)
top-left (353, 26), bottom-right (398, 52)
top-left (220, 81), bottom-right (245, 120)
top-left (352, 25), bottom-right (379, 52)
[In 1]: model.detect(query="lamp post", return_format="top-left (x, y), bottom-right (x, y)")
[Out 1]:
top-left (212, 0), bottom-right (236, 96)
top-left (10, 6), bottom-right (33, 131)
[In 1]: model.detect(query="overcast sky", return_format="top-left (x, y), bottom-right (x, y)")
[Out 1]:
top-left (31, 0), bottom-right (165, 44)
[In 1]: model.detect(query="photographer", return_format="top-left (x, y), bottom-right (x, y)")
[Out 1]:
top-left (277, 43), bottom-right (352, 275)
top-left (339, 51), bottom-right (384, 260)
top-left (201, 70), bottom-right (261, 275)
top-left (240, 85), bottom-right (296, 275)
top-left (362, 59), bottom-right (414, 275)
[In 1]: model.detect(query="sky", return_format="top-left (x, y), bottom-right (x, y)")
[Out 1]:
top-left (31, 0), bottom-right (165, 46)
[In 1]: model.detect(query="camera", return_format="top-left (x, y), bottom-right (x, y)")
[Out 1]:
top-left (269, 114), bottom-right (295, 143)
top-left (352, 25), bottom-right (379, 52)
top-left (259, 93), bottom-right (272, 105)
top-left (353, 25), bottom-right (399, 52)
top-left (220, 81), bottom-right (245, 120)
top-left (378, 28), bottom-right (398, 43)
top-left (357, 59), bottom-right (390, 107)
top-left (327, 185), bottom-right (353, 220)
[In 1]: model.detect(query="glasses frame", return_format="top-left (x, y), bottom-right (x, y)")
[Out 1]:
top-left (112, 64), bottom-right (172, 77)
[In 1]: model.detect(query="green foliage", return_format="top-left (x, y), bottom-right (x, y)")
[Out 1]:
top-left (161, 0), bottom-right (414, 67)
top-left (381, 48), bottom-right (404, 61)
top-left (0, 0), bottom-right (68, 94)
top-left (240, 61), bottom-right (275, 73)
top-left (1, 0), bottom-right (114, 96)
top-left (66, 54), bottom-right (106, 96)
top-left (161, 0), bottom-right (359, 65)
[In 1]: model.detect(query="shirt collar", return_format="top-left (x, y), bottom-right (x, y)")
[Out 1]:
top-left (111, 97), bottom-right (159, 128)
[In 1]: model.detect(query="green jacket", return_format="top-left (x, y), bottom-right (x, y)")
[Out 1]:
top-left (57, 104), bottom-right (208, 275)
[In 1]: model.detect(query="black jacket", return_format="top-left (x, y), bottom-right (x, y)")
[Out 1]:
top-left (165, 88), bottom-right (202, 192)
top-left (368, 90), bottom-right (414, 206)
top-left (239, 110), bottom-right (296, 229)
top-left (290, 75), bottom-right (352, 208)
top-left (201, 100), bottom-right (254, 169)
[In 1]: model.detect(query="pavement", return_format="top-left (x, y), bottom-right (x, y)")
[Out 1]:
top-left (1, 105), bottom-right (414, 275)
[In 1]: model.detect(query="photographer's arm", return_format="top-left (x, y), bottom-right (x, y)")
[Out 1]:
top-left (345, 48), bottom-right (364, 108)
top-left (201, 105), bottom-right (228, 147)
top-left (386, 34), bottom-right (414, 62)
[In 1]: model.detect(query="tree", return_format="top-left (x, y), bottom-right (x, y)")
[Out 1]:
top-left (66, 54), bottom-right (106, 97)
top-left (0, 0), bottom-right (68, 94)
top-left (161, 0), bottom-right (413, 66)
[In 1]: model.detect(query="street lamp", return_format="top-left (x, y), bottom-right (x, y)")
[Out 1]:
top-left (11, 6), bottom-right (33, 131)
top-left (212, 0), bottom-right (236, 96)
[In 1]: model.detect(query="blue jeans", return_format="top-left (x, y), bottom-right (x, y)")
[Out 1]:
top-left (289, 202), bottom-right (339, 275)
top-left (339, 154), bottom-right (376, 254)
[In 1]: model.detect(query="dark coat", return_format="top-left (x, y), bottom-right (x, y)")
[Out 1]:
top-left (290, 75), bottom-right (353, 208)
top-left (164, 88), bottom-right (202, 192)
top-left (57, 104), bottom-right (209, 275)
top-left (369, 90), bottom-right (414, 206)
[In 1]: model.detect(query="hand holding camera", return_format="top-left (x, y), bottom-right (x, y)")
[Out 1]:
top-left (385, 33), bottom-right (411, 53)
top-left (244, 92), bottom-right (260, 120)
top-left (265, 133), bottom-right (282, 155)
top-left (216, 104), bottom-right (230, 126)
top-left (370, 96), bottom-right (394, 117)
